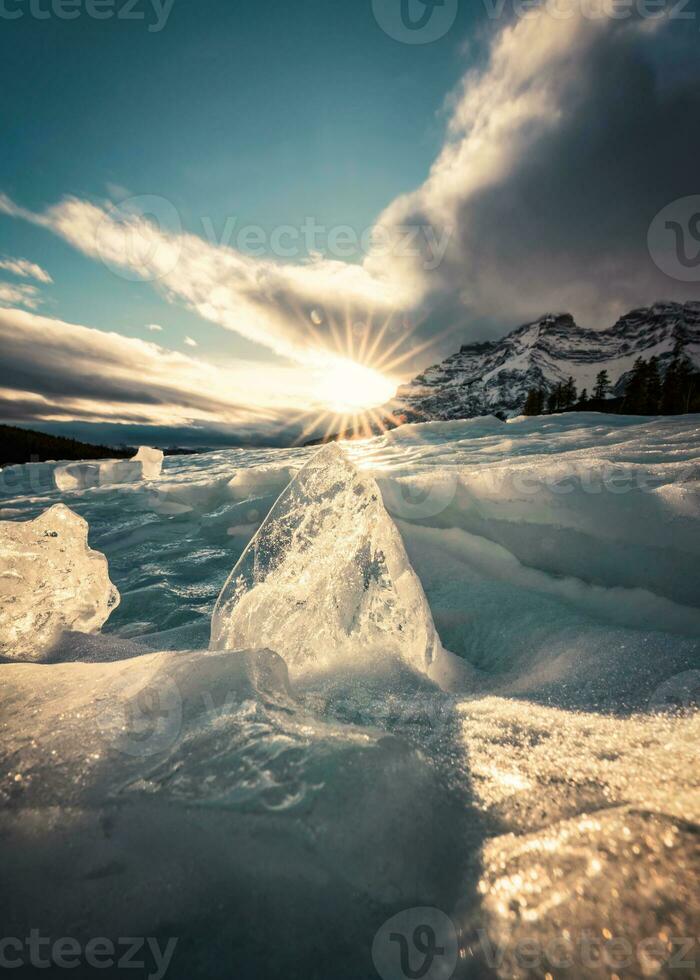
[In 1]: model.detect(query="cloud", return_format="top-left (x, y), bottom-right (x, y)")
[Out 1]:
top-left (2, 8), bottom-right (699, 373)
top-left (0, 307), bottom-right (333, 441)
top-left (369, 8), bottom-right (700, 338)
top-left (184, 336), bottom-right (197, 347)
top-left (0, 282), bottom-right (42, 310)
top-left (0, 191), bottom-right (410, 369)
top-left (0, 256), bottom-right (52, 284)
top-left (147, 323), bottom-right (163, 332)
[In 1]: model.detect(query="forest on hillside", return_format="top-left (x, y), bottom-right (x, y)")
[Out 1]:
top-left (522, 344), bottom-right (700, 418)
top-left (0, 425), bottom-right (134, 467)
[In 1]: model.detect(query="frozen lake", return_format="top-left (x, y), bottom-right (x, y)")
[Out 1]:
top-left (1, 412), bottom-right (699, 978)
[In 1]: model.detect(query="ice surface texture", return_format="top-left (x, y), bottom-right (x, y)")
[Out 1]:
top-left (0, 503), bottom-right (119, 661)
top-left (0, 648), bottom-right (465, 980)
top-left (54, 445), bottom-right (163, 491)
top-left (211, 443), bottom-right (440, 674)
top-left (0, 415), bottom-right (699, 978)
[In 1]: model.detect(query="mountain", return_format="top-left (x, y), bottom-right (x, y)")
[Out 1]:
top-left (385, 301), bottom-right (700, 423)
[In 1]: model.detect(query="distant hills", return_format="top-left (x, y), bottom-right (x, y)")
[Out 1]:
top-left (0, 425), bottom-right (135, 467)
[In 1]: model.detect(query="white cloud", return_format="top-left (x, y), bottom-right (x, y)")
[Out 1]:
top-left (0, 282), bottom-right (42, 310)
top-left (147, 323), bottom-right (163, 332)
top-left (0, 256), bottom-right (52, 284)
top-left (184, 335), bottom-right (197, 347)
top-left (0, 190), bottom-right (412, 369)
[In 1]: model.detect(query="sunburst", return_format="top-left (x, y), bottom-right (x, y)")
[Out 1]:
top-left (266, 305), bottom-right (460, 447)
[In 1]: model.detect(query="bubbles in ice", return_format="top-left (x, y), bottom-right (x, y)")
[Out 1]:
top-left (210, 443), bottom-right (440, 674)
top-left (54, 445), bottom-right (163, 491)
top-left (0, 503), bottom-right (120, 662)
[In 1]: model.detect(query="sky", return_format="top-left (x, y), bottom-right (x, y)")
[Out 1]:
top-left (1, 0), bottom-right (699, 446)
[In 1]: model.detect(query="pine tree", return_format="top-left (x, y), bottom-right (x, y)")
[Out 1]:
top-left (577, 388), bottom-right (589, 408)
top-left (593, 370), bottom-right (611, 401)
top-left (547, 384), bottom-right (563, 414)
top-left (562, 376), bottom-right (577, 409)
top-left (623, 357), bottom-right (648, 414)
top-left (661, 358), bottom-right (680, 415)
top-left (676, 354), bottom-right (696, 414)
top-left (645, 356), bottom-right (661, 414)
top-left (523, 388), bottom-right (544, 416)
top-left (660, 344), bottom-right (696, 415)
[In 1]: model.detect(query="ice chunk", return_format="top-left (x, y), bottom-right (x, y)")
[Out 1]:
top-left (0, 648), bottom-right (465, 968)
top-left (210, 443), bottom-right (440, 674)
top-left (54, 445), bottom-right (164, 491)
top-left (0, 503), bottom-right (119, 661)
top-left (131, 445), bottom-right (164, 480)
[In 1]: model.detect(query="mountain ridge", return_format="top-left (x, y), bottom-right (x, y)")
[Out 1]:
top-left (384, 301), bottom-right (700, 424)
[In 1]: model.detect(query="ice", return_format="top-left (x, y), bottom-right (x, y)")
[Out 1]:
top-left (351, 413), bottom-right (700, 608)
top-left (0, 413), bottom-right (698, 977)
top-left (454, 697), bottom-right (700, 978)
top-left (53, 444), bottom-right (163, 491)
top-left (226, 462), bottom-right (297, 502)
top-left (0, 648), bottom-right (464, 979)
top-left (210, 443), bottom-right (440, 675)
top-left (0, 503), bottom-right (119, 661)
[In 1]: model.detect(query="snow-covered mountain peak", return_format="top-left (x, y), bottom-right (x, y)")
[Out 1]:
top-left (387, 302), bottom-right (700, 422)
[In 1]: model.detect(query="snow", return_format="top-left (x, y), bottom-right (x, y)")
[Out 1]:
top-left (53, 444), bottom-right (164, 491)
top-left (0, 413), bottom-right (698, 978)
top-left (0, 503), bottom-right (119, 661)
top-left (211, 442), bottom-right (441, 675)
top-left (391, 302), bottom-right (700, 421)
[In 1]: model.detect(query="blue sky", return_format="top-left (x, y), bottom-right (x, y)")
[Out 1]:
top-left (1, 0), bottom-right (699, 445)
top-left (0, 0), bottom-right (479, 356)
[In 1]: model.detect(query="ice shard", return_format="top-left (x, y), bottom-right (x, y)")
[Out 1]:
top-left (0, 504), bottom-right (120, 661)
top-left (210, 443), bottom-right (440, 674)
top-left (54, 445), bottom-right (164, 491)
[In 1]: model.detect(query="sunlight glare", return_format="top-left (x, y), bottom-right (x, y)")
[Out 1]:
top-left (316, 356), bottom-right (396, 414)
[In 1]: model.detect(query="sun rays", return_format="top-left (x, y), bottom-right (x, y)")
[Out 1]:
top-left (275, 304), bottom-right (461, 447)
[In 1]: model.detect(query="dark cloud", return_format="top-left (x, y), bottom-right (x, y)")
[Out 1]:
top-left (0, 308), bottom-right (309, 444)
top-left (375, 10), bottom-right (700, 355)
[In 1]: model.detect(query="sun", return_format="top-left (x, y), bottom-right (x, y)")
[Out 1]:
top-left (317, 356), bottom-right (396, 414)
top-left (286, 304), bottom-right (459, 446)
